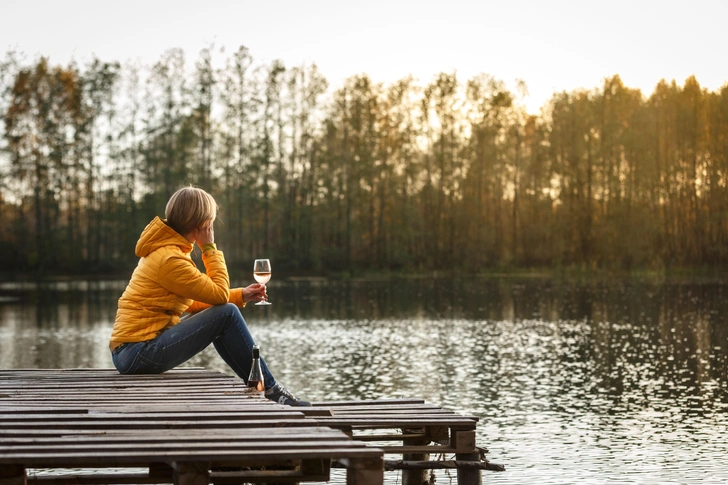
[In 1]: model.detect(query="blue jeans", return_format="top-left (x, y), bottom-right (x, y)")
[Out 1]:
top-left (111, 303), bottom-right (276, 389)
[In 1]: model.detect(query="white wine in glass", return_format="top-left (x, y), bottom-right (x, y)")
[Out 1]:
top-left (253, 259), bottom-right (272, 306)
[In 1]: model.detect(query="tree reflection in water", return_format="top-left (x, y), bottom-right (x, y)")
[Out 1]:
top-left (0, 277), bottom-right (726, 484)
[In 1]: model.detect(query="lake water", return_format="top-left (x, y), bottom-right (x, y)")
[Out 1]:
top-left (1, 276), bottom-right (727, 484)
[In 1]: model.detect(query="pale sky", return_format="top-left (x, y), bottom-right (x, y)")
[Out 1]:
top-left (1, 0), bottom-right (726, 113)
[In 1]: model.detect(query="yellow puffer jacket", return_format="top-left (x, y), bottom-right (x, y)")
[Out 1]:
top-left (109, 216), bottom-right (244, 350)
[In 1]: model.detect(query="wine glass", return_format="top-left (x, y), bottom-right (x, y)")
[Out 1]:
top-left (253, 259), bottom-right (272, 306)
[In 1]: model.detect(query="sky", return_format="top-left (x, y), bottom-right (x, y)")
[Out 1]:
top-left (1, 0), bottom-right (726, 113)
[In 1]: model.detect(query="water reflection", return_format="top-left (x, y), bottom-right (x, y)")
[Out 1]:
top-left (0, 277), bottom-right (726, 484)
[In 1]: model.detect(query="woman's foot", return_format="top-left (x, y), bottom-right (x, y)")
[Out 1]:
top-left (265, 383), bottom-right (311, 406)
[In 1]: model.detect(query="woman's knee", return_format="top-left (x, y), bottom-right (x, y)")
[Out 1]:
top-left (210, 302), bottom-right (237, 313)
top-left (223, 302), bottom-right (245, 318)
top-left (204, 302), bottom-right (239, 318)
top-left (212, 303), bottom-right (245, 327)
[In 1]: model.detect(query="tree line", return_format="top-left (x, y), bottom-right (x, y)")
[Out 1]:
top-left (1, 46), bottom-right (727, 277)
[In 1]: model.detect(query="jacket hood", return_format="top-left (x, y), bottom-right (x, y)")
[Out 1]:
top-left (135, 216), bottom-right (193, 257)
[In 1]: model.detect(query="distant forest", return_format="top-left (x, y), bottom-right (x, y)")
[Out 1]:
top-left (1, 46), bottom-right (727, 277)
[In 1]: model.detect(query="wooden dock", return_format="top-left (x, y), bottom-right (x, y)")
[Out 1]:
top-left (0, 368), bottom-right (502, 485)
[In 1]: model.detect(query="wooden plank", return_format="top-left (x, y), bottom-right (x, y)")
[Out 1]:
top-left (0, 426), bottom-right (342, 438)
top-left (27, 468), bottom-right (331, 485)
top-left (314, 417), bottom-right (478, 427)
top-left (27, 473), bottom-right (163, 485)
top-left (311, 399), bottom-right (425, 406)
top-left (0, 419), bottom-right (314, 430)
top-left (361, 444), bottom-right (455, 454)
top-left (0, 368), bottom-right (208, 375)
top-left (0, 412), bottom-right (307, 422)
top-left (0, 406), bottom-right (296, 414)
top-left (1, 390), bottom-right (261, 396)
top-left (0, 375), bottom-right (231, 382)
top-left (0, 373), bottom-right (215, 382)
top-left (0, 439), bottom-right (367, 454)
top-left (210, 466), bottom-right (330, 484)
top-left (323, 405), bottom-right (449, 412)
top-left (0, 403), bottom-right (276, 410)
top-left (322, 408), bottom-right (457, 415)
top-left (0, 428), bottom-right (313, 438)
top-left (353, 433), bottom-right (427, 442)
top-left (0, 447), bottom-right (384, 467)
top-left (0, 377), bottom-right (236, 385)
top-left (1, 382), bottom-right (249, 389)
top-left (0, 428), bottom-right (349, 443)
top-left (0, 408), bottom-right (89, 415)
top-left (0, 390), bottom-right (254, 396)
top-left (0, 398), bottom-right (266, 403)
top-left (0, 436), bottom-right (354, 449)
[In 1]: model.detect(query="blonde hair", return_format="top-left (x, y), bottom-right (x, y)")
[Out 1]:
top-left (165, 186), bottom-right (218, 235)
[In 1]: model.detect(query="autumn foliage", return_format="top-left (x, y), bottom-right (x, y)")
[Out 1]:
top-left (1, 48), bottom-right (726, 276)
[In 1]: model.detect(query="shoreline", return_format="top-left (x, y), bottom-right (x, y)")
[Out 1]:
top-left (1, 266), bottom-right (727, 286)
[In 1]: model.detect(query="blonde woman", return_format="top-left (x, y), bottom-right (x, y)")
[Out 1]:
top-left (109, 186), bottom-right (308, 406)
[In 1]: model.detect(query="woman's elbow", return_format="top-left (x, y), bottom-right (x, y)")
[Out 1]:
top-left (208, 287), bottom-right (230, 305)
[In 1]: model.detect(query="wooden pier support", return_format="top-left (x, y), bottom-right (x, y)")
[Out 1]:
top-left (455, 452), bottom-right (482, 485)
top-left (338, 456), bottom-right (384, 485)
top-left (0, 466), bottom-right (27, 485)
top-left (171, 462), bottom-right (209, 485)
top-left (452, 429), bottom-right (481, 485)
top-left (402, 428), bottom-right (429, 485)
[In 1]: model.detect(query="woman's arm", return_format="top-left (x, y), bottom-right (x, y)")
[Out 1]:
top-left (157, 250), bottom-right (230, 304)
top-left (186, 284), bottom-right (268, 313)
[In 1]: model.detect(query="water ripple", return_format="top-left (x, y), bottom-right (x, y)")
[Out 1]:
top-left (2, 277), bottom-right (727, 484)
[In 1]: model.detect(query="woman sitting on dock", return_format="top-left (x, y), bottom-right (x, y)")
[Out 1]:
top-left (108, 186), bottom-right (310, 406)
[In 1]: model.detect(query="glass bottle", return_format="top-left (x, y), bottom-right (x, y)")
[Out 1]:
top-left (247, 345), bottom-right (265, 396)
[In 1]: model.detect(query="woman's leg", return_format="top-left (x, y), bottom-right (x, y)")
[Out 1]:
top-left (112, 304), bottom-right (275, 387)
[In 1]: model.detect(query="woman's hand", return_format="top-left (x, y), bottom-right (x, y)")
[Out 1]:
top-left (194, 223), bottom-right (215, 246)
top-left (243, 283), bottom-right (268, 303)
